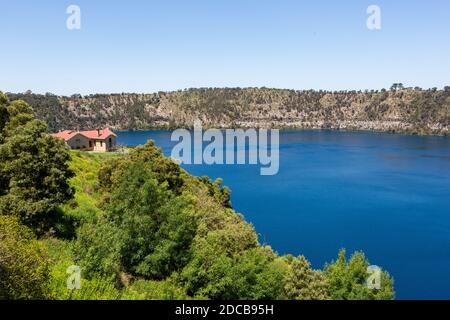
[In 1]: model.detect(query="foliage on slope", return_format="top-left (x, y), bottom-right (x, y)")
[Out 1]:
top-left (0, 92), bottom-right (395, 300)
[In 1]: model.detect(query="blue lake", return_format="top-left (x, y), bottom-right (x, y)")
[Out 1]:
top-left (117, 130), bottom-right (450, 300)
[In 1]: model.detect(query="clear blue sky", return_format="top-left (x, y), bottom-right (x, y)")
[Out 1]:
top-left (0, 0), bottom-right (449, 95)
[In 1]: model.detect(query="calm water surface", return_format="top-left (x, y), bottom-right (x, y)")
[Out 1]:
top-left (118, 130), bottom-right (450, 300)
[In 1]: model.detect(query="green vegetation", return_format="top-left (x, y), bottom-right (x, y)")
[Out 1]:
top-left (0, 216), bottom-right (50, 299)
top-left (0, 92), bottom-right (395, 300)
top-left (44, 238), bottom-right (121, 300)
top-left (0, 93), bottom-right (74, 235)
top-left (324, 249), bottom-right (394, 300)
top-left (284, 255), bottom-right (329, 300)
top-left (61, 151), bottom-right (118, 223)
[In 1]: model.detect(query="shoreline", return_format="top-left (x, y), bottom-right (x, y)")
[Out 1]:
top-left (115, 126), bottom-right (450, 138)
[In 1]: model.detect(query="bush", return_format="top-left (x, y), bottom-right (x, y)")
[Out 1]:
top-left (0, 216), bottom-right (50, 299)
top-left (72, 218), bottom-right (123, 279)
top-left (45, 238), bottom-right (121, 300)
top-left (121, 279), bottom-right (188, 300)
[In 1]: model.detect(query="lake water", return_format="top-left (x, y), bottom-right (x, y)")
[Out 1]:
top-left (117, 130), bottom-right (450, 300)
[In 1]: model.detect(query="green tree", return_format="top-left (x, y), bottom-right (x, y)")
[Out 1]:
top-left (198, 177), bottom-right (231, 208)
top-left (227, 247), bottom-right (287, 300)
top-left (0, 216), bottom-right (50, 299)
top-left (284, 255), bottom-right (329, 300)
top-left (0, 97), bottom-right (74, 234)
top-left (180, 220), bottom-right (285, 300)
top-left (128, 141), bottom-right (185, 194)
top-left (324, 249), bottom-right (394, 300)
top-left (0, 92), bottom-right (9, 136)
top-left (73, 217), bottom-right (124, 279)
top-left (106, 160), bottom-right (197, 279)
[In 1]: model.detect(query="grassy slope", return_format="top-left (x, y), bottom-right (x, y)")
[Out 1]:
top-left (60, 151), bottom-right (119, 221)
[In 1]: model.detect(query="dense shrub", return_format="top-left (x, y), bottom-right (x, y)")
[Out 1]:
top-left (45, 239), bottom-right (121, 300)
top-left (0, 216), bottom-right (50, 299)
top-left (324, 249), bottom-right (394, 300)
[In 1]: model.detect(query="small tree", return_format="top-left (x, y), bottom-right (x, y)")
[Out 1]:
top-left (324, 249), bottom-right (394, 300)
top-left (284, 256), bottom-right (329, 300)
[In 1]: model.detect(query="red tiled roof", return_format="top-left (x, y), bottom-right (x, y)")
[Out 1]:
top-left (49, 130), bottom-right (78, 140)
top-left (78, 129), bottom-right (117, 140)
top-left (49, 129), bottom-right (116, 141)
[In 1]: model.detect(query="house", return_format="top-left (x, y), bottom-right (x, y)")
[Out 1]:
top-left (50, 128), bottom-right (117, 152)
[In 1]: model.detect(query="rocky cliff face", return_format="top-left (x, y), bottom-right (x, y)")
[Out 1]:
top-left (7, 87), bottom-right (450, 135)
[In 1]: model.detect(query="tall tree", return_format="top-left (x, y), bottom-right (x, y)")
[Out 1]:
top-left (0, 95), bottom-right (74, 234)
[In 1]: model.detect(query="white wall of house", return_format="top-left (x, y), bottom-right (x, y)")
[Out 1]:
top-left (92, 135), bottom-right (116, 152)
top-left (93, 140), bottom-right (106, 152)
top-left (66, 134), bottom-right (92, 151)
top-left (66, 134), bottom-right (116, 152)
